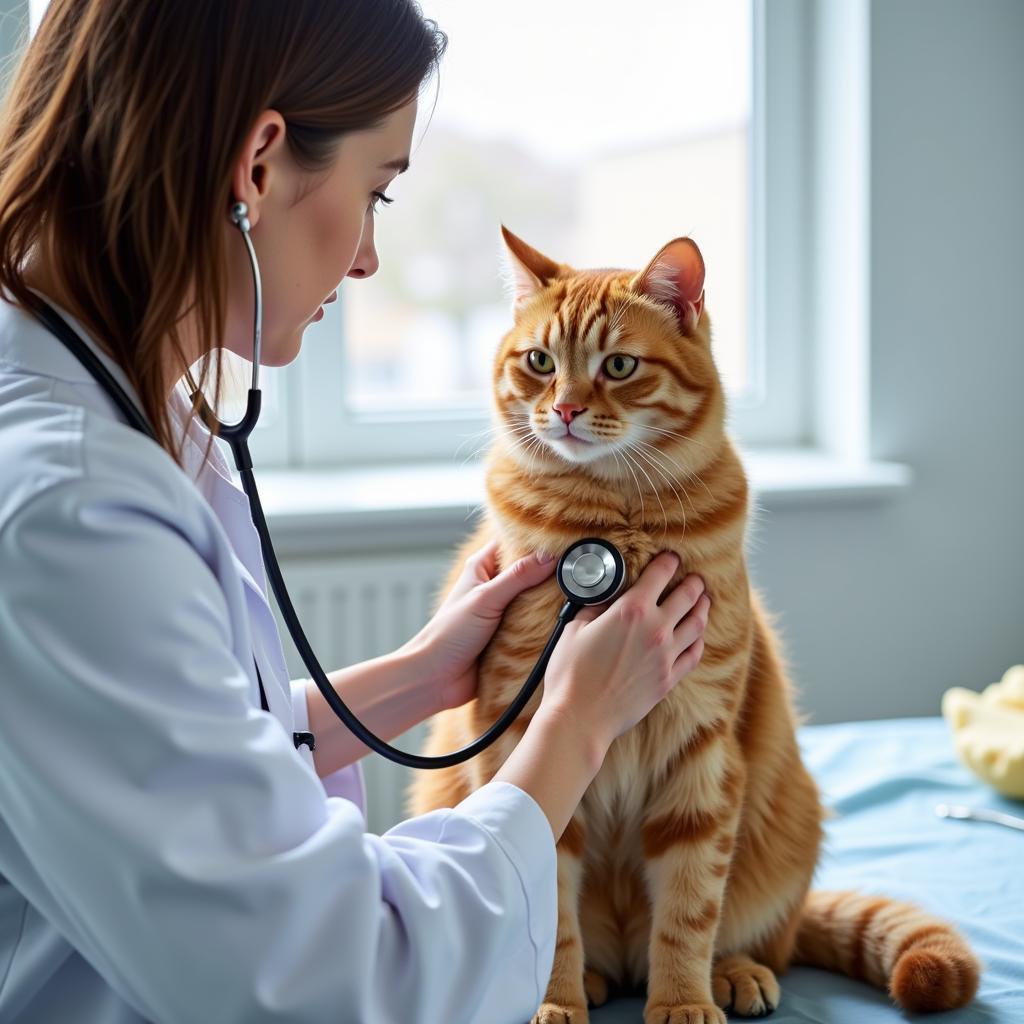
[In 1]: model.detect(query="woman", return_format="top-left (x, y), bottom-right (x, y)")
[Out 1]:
top-left (0, 3), bottom-right (709, 1022)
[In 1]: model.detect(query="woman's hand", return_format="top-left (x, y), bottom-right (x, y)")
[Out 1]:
top-left (541, 552), bottom-right (709, 750)
top-left (403, 538), bottom-right (557, 713)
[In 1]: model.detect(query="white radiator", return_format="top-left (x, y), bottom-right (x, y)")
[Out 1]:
top-left (271, 552), bottom-right (454, 835)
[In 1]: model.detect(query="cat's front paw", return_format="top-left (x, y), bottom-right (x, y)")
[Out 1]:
top-left (532, 1001), bottom-right (590, 1024)
top-left (712, 955), bottom-right (780, 1017)
top-left (643, 1003), bottom-right (726, 1024)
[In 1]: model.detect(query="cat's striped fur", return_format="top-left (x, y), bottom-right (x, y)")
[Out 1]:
top-left (407, 228), bottom-right (980, 1023)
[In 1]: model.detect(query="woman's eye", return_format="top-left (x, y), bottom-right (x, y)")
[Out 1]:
top-left (369, 191), bottom-right (394, 212)
top-left (603, 354), bottom-right (637, 379)
top-left (527, 350), bottom-right (555, 374)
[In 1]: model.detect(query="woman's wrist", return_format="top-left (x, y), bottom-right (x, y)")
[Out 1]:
top-left (531, 701), bottom-right (610, 779)
top-left (305, 642), bottom-right (446, 776)
top-left (492, 705), bottom-right (609, 841)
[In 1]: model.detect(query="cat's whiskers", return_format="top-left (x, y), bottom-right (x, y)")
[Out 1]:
top-left (631, 437), bottom-right (698, 519)
top-left (623, 440), bottom-right (690, 537)
top-left (454, 418), bottom-right (532, 463)
top-left (619, 443), bottom-right (670, 539)
top-left (612, 443), bottom-right (646, 524)
top-left (633, 453), bottom-right (689, 539)
top-left (472, 421), bottom-right (537, 463)
top-left (454, 418), bottom-right (518, 447)
top-left (610, 442), bottom-right (643, 520)
top-left (459, 431), bottom-right (531, 466)
top-left (608, 447), bottom-right (632, 516)
top-left (507, 432), bottom-right (540, 470)
top-left (522, 434), bottom-right (548, 479)
top-left (627, 420), bottom-right (711, 449)
top-left (627, 422), bottom-right (716, 504)
top-left (507, 424), bottom-right (555, 481)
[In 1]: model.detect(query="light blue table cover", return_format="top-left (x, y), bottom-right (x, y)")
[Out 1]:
top-left (580, 717), bottom-right (1023, 1023)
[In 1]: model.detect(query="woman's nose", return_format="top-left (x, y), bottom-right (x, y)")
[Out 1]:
top-left (347, 214), bottom-right (380, 279)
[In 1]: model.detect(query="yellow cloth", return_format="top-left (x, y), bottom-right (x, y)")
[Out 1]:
top-left (942, 665), bottom-right (1024, 800)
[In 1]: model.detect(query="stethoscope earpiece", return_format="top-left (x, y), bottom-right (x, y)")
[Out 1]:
top-left (230, 200), bottom-right (251, 233)
top-left (556, 538), bottom-right (626, 606)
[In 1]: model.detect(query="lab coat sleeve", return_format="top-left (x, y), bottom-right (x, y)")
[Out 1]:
top-left (290, 676), bottom-right (368, 820)
top-left (0, 477), bottom-right (557, 1024)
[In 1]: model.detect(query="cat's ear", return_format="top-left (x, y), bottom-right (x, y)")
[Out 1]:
top-left (630, 237), bottom-right (706, 336)
top-left (499, 225), bottom-right (563, 313)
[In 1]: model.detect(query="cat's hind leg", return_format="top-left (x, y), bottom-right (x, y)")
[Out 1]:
top-left (711, 954), bottom-right (780, 1018)
top-left (582, 969), bottom-right (610, 1008)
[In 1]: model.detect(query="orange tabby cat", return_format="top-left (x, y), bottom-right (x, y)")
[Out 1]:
top-left (408, 227), bottom-right (980, 1023)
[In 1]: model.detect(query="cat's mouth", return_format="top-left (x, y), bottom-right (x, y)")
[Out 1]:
top-left (559, 431), bottom-right (590, 445)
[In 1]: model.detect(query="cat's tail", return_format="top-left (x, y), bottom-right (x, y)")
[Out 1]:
top-left (793, 889), bottom-right (981, 1012)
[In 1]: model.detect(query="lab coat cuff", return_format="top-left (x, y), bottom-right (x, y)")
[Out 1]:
top-left (289, 677), bottom-right (367, 820)
top-left (454, 780), bottom-right (558, 1001)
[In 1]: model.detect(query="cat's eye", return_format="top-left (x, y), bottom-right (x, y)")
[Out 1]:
top-left (603, 354), bottom-right (637, 380)
top-left (527, 350), bottom-right (555, 374)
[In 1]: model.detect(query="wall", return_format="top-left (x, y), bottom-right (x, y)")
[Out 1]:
top-left (748, 0), bottom-right (1024, 723)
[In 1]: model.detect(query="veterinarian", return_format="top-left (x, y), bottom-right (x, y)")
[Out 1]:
top-left (0, 3), bottom-right (710, 1022)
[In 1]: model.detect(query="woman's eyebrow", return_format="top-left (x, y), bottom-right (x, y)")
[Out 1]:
top-left (379, 157), bottom-right (410, 173)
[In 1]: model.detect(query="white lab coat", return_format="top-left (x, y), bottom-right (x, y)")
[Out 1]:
top-left (0, 295), bottom-right (557, 1024)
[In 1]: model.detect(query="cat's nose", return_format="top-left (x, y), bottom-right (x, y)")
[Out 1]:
top-left (553, 402), bottom-right (587, 424)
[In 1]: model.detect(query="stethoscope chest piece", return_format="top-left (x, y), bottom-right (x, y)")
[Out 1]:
top-left (556, 538), bottom-right (626, 605)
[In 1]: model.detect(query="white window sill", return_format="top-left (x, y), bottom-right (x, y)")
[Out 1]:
top-left (244, 449), bottom-right (912, 557)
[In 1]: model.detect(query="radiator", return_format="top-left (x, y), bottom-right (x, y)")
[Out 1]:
top-left (271, 551), bottom-right (454, 834)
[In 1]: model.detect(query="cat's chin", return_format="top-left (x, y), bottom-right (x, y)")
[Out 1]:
top-left (540, 440), bottom-right (627, 480)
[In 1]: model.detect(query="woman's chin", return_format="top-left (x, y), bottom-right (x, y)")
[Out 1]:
top-left (258, 333), bottom-right (303, 367)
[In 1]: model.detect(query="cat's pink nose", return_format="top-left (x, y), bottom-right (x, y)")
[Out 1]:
top-left (553, 402), bottom-right (587, 424)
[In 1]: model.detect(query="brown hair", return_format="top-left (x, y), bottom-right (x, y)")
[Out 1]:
top-left (0, 0), bottom-right (447, 467)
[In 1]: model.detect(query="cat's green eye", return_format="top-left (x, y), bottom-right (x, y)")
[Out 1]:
top-left (603, 354), bottom-right (637, 380)
top-left (527, 350), bottom-right (555, 374)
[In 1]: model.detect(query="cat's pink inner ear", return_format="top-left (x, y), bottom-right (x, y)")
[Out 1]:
top-left (633, 237), bottom-right (706, 333)
top-left (500, 225), bottom-right (562, 311)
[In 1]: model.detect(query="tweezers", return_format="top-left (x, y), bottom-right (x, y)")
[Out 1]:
top-left (935, 803), bottom-right (1024, 832)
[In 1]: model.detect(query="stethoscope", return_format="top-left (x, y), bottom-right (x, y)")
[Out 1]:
top-left (28, 200), bottom-right (627, 769)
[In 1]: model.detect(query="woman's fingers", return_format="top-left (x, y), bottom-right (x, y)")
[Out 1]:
top-left (673, 592), bottom-right (710, 651)
top-left (672, 635), bottom-right (705, 677)
top-left (468, 537), bottom-right (500, 578)
top-left (627, 551), bottom-right (682, 604)
top-left (661, 572), bottom-right (706, 621)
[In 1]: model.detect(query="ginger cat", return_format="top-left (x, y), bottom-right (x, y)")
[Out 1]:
top-left (408, 227), bottom-right (980, 1023)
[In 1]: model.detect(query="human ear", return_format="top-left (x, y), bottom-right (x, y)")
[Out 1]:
top-left (229, 109), bottom-right (288, 229)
